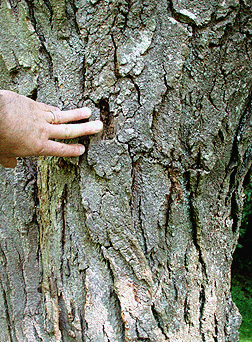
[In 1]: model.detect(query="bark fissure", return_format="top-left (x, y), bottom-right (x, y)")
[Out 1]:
top-left (33, 325), bottom-right (43, 342)
top-left (111, 33), bottom-right (120, 78)
top-left (97, 98), bottom-right (115, 140)
top-left (0, 275), bottom-right (13, 342)
top-left (214, 313), bottom-right (218, 342)
top-left (17, 248), bottom-right (28, 314)
top-left (151, 304), bottom-right (169, 340)
top-left (128, 75), bottom-right (141, 106)
top-left (188, 190), bottom-right (208, 281)
top-left (42, 0), bottom-right (53, 23)
top-left (130, 158), bottom-right (148, 254)
top-left (183, 295), bottom-right (190, 325)
top-left (79, 304), bottom-right (86, 342)
top-left (24, 0), bottom-right (54, 79)
top-left (167, 0), bottom-right (196, 27)
top-left (68, 0), bottom-right (81, 35)
top-left (99, 249), bottom-right (126, 341)
top-left (226, 93), bottom-right (252, 235)
top-left (60, 184), bottom-right (67, 282)
top-left (199, 284), bottom-right (206, 342)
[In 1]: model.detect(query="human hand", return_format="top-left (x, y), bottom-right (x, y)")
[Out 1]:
top-left (0, 90), bottom-right (103, 168)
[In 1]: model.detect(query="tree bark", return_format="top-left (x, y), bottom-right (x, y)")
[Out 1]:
top-left (0, 0), bottom-right (252, 341)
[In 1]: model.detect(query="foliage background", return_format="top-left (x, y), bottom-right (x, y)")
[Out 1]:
top-left (232, 170), bottom-right (252, 341)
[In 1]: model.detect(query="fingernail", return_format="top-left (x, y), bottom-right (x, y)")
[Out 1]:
top-left (84, 108), bottom-right (92, 117)
top-left (95, 120), bottom-right (103, 132)
top-left (78, 144), bottom-right (85, 155)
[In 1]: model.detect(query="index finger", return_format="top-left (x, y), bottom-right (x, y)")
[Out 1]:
top-left (35, 100), bottom-right (60, 113)
top-left (46, 107), bottom-right (92, 124)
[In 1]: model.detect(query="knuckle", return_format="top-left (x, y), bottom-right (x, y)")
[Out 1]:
top-left (35, 128), bottom-right (49, 155)
top-left (54, 111), bottom-right (61, 124)
top-left (39, 123), bottom-right (48, 136)
top-left (37, 128), bottom-right (48, 145)
top-left (59, 144), bottom-right (67, 155)
top-left (63, 124), bottom-right (71, 139)
top-left (35, 141), bottom-right (46, 155)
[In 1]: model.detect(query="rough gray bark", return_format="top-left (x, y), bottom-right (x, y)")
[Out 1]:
top-left (0, 0), bottom-right (252, 341)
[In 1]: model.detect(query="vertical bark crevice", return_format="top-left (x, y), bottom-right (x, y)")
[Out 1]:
top-left (128, 75), bottom-right (141, 106)
top-left (151, 304), bottom-right (168, 340)
top-left (0, 276), bottom-right (13, 342)
top-left (183, 295), bottom-right (189, 325)
top-left (97, 98), bottom-right (115, 140)
top-left (214, 313), bottom-right (218, 342)
top-left (199, 284), bottom-right (206, 341)
top-left (79, 304), bottom-right (86, 342)
top-left (29, 87), bottom-right (38, 101)
top-left (67, 0), bottom-right (81, 35)
top-left (42, 0), bottom-right (53, 22)
top-left (186, 177), bottom-right (208, 281)
top-left (24, 0), bottom-right (54, 79)
top-left (60, 184), bottom-right (67, 283)
top-left (58, 293), bottom-right (76, 340)
top-left (225, 93), bottom-right (252, 237)
top-left (130, 158), bottom-right (148, 254)
top-left (111, 33), bottom-right (120, 78)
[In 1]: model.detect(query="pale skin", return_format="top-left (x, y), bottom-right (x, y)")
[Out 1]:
top-left (0, 90), bottom-right (103, 168)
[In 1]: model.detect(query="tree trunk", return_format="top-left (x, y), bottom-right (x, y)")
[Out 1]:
top-left (0, 0), bottom-right (252, 341)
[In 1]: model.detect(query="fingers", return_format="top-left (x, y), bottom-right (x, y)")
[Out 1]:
top-left (36, 119), bottom-right (103, 158)
top-left (0, 157), bottom-right (17, 168)
top-left (45, 107), bottom-right (92, 124)
top-left (36, 101), bottom-right (59, 113)
top-left (48, 120), bottom-right (103, 140)
top-left (38, 141), bottom-right (85, 157)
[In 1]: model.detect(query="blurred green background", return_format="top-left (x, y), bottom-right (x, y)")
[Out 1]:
top-left (232, 171), bottom-right (252, 341)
